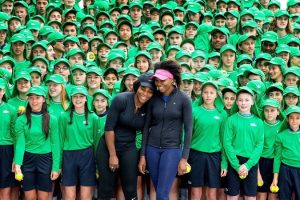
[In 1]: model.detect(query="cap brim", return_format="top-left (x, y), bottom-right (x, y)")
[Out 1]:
top-left (140, 82), bottom-right (154, 89)
top-left (152, 74), bottom-right (169, 80)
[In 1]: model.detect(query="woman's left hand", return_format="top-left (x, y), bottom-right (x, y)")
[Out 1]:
top-left (177, 158), bottom-right (187, 176)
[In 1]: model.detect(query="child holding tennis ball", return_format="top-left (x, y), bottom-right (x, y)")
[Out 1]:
top-left (271, 106), bottom-right (300, 199)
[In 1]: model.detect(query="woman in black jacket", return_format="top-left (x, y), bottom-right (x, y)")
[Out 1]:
top-left (139, 60), bottom-right (193, 200)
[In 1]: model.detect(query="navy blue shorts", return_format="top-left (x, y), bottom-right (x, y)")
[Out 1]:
top-left (226, 156), bottom-right (258, 197)
top-left (0, 145), bottom-right (17, 188)
top-left (62, 148), bottom-right (96, 186)
top-left (21, 152), bottom-right (52, 192)
top-left (278, 163), bottom-right (300, 200)
top-left (188, 150), bottom-right (221, 188)
top-left (257, 157), bottom-right (273, 193)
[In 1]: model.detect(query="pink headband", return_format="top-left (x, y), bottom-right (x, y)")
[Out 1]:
top-left (152, 69), bottom-right (174, 80)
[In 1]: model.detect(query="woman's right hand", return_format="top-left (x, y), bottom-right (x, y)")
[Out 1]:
top-left (138, 156), bottom-right (146, 174)
top-left (109, 155), bottom-right (119, 172)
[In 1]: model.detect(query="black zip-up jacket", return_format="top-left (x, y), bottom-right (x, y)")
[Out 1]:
top-left (141, 88), bottom-right (192, 159)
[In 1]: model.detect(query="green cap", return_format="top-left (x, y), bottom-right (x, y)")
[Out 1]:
top-left (168, 25), bottom-right (184, 36)
top-left (93, 88), bottom-right (112, 101)
top-left (82, 24), bottom-right (97, 33)
top-left (166, 45), bottom-right (181, 54)
top-left (11, 33), bottom-right (26, 43)
top-left (261, 98), bottom-right (281, 108)
top-left (285, 105), bottom-right (300, 116)
top-left (238, 64), bottom-right (253, 76)
top-left (218, 77), bottom-right (234, 87)
top-left (266, 57), bottom-right (286, 73)
top-left (287, 36), bottom-right (300, 46)
top-left (14, 1), bottom-right (29, 9)
top-left (86, 66), bottom-right (103, 76)
top-left (28, 67), bottom-right (42, 75)
top-left (147, 42), bottom-right (162, 51)
top-left (70, 85), bottom-right (88, 96)
top-left (220, 44), bottom-right (236, 54)
top-left (187, 3), bottom-right (201, 13)
top-left (107, 48), bottom-right (126, 62)
top-left (63, 36), bottom-right (80, 45)
top-left (0, 56), bottom-right (15, 67)
top-left (244, 68), bottom-right (265, 81)
top-left (240, 9), bottom-right (254, 18)
top-left (47, 32), bottom-right (65, 43)
top-left (210, 26), bottom-right (229, 38)
top-left (287, 0), bottom-right (300, 7)
top-left (238, 34), bottom-right (256, 45)
top-left (39, 25), bottom-right (54, 36)
top-left (275, 10), bottom-right (289, 18)
top-left (201, 80), bottom-right (219, 90)
top-left (290, 47), bottom-right (300, 57)
top-left (254, 10), bottom-right (265, 21)
top-left (175, 50), bottom-right (191, 59)
top-left (261, 31), bottom-right (278, 43)
top-left (284, 66), bottom-right (300, 76)
top-left (66, 48), bottom-right (85, 59)
top-left (181, 72), bottom-right (195, 81)
top-left (129, 1), bottom-right (142, 9)
top-left (53, 58), bottom-right (71, 68)
top-left (224, 10), bottom-right (239, 18)
top-left (123, 67), bottom-right (140, 77)
top-left (0, 11), bottom-right (9, 21)
top-left (208, 70), bottom-right (224, 80)
top-left (32, 56), bottom-right (49, 67)
top-left (71, 64), bottom-right (86, 72)
top-left (215, 12), bottom-right (226, 19)
top-left (208, 52), bottom-right (220, 59)
top-left (266, 83), bottom-right (284, 94)
top-left (221, 86), bottom-right (238, 95)
top-left (246, 80), bottom-right (266, 95)
top-left (237, 86), bottom-right (254, 96)
top-left (0, 22), bottom-right (7, 31)
top-left (276, 44), bottom-right (290, 54)
top-left (14, 71), bottom-right (31, 82)
top-left (135, 50), bottom-right (152, 60)
top-left (31, 41), bottom-right (48, 51)
top-left (237, 54), bottom-right (252, 64)
top-left (46, 74), bottom-right (66, 84)
top-left (192, 50), bottom-right (207, 60)
top-left (194, 72), bottom-right (210, 82)
top-left (242, 20), bottom-right (258, 29)
top-left (283, 86), bottom-right (300, 96)
top-left (138, 32), bottom-right (155, 42)
top-left (26, 19), bottom-right (40, 31)
top-left (27, 86), bottom-right (46, 97)
top-left (0, 68), bottom-right (11, 82)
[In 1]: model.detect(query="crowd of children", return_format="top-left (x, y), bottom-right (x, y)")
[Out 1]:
top-left (0, 0), bottom-right (299, 199)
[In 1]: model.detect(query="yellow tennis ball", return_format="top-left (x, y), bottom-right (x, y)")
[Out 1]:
top-left (18, 106), bottom-right (25, 112)
top-left (239, 175), bottom-right (247, 179)
top-left (258, 180), bottom-right (264, 187)
top-left (270, 185), bottom-right (279, 193)
top-left (184, 163), bottom-right (191, 174)
top-left (15, 173), bottom-right (23, 181)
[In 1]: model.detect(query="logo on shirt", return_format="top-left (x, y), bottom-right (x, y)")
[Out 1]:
top-left (250, 123), bottom-right (257, 127)
top-left (141, 113), bottom-right (146, 116)
top-left (214, 116), bottom-right (220, 120)
top-left (3, 110), bottom-right (9, 114)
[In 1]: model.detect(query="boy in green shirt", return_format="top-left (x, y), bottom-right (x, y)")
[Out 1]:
top-left (223, 87), bottom-right (264, 199)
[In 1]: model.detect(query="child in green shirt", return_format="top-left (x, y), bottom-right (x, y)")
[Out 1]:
top-left (223, 86), bottom-right (264, 199)
top-left (14, 86), bottom-right (61, 199)
top-left (271, 106), bottom-right (300, 200)
top-left (257, 99), bottom-right (283, 200)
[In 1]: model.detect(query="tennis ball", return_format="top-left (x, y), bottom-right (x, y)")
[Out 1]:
top-left (18, 106), bottom-right (25, 112)
top-left (184, 163), bottom-right (191, 174)
top-left (270, 185), bottom-right (279, 193)
top-left (239, 175), bottom-right (247, 179)
top-left (15, 173), bottom-right (23, 181)
top-left (258, 180), bottom-right (264, 187)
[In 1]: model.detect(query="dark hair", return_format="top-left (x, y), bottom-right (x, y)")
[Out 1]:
top-left (154, 59), bottom-right (182, 87)
top-left (68, 102), bottom-right (89, 126)
top-left (133, 79), bottom-right (141, 93)
top-left (26, 101), bottom-right (50, 138)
